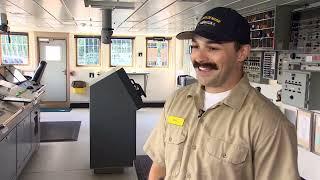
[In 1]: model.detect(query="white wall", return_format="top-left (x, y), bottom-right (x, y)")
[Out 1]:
top-left (13, 32), bottom-right (184, 104)
top-left (68, 34), bottom-right (182, 103)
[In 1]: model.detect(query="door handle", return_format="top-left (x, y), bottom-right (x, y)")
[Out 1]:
top-left (34, 115), bottom-right (38, 135)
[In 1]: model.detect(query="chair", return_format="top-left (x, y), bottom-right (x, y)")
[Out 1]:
top-left (31, 61), bottom-right (47, 84)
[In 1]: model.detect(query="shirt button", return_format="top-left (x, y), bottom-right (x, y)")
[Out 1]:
top-left (191, 145), bottom-right (196, 150)
top-left (169, 137), bottom-right (172, 142)
top-left (222, 153), bottom-right (227, 158)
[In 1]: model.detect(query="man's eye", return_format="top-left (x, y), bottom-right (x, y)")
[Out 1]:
top-left (208, 47), bottom-right (218, 51)
top-left (190, 45), bottom-right (199, 49)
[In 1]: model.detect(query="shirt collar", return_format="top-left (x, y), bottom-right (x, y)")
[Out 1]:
top-left (222, 75), bottom-right (251, 111)
top-left (187, 75), bottom-right (251, 111)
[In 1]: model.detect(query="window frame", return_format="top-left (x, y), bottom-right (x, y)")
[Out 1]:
top-left (109, 37), bottom-right (134, 67)
top-left (146, 37), bottom-right (171, 68)
top-left (0, 32), bottom-right (30, 66)
top-left (75, 35), bottom-right (101, 67)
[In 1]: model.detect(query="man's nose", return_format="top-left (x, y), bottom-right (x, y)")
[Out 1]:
top-left (195, 48), bottom-right (209, 61)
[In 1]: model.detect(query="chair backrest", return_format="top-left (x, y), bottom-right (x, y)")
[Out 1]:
top-left (177, 75), bottom-right (197, 86)
top-left (31, 61), bottom-right (47, 84)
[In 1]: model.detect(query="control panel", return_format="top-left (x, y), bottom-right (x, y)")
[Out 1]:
top-left (277, 52), bottom-right (290, 83)
top-left (290, 10), bottom-right (320, 53)
top-left (262, 51), bottom-right (277, 80)
top-left (277, 52), bottom-right (320, 83)
top-left (300, 54), bottom-right (320, 71)
top-left (244, 51), bottom-right (268, 84)
top-left (282, 70), bottom-right (320, 110)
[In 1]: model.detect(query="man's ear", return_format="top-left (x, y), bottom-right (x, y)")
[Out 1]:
top-left (237, 45), bottom-right (251, 62)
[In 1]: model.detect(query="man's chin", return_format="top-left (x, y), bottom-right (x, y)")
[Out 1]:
top-left (197, 78), bottom-right (213, 87)
top-left (197, 77), bottom-right (220, 87)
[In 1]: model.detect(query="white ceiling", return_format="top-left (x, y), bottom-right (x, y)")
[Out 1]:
top-left (0, 0), bottom-right (318, 35)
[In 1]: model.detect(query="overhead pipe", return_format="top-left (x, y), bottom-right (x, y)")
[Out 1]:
top-left (101, 9), bottom-right (113, 44)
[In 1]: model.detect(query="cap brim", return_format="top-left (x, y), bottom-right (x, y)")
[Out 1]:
top-left (176, 31), bottom-right (194, 40)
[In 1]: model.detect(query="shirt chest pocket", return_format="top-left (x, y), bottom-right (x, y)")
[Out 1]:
top-left (164, 126), bottom-right (187, 177)
top-left (206, 138), bottom-right (248, 165)
top-left (165, 129), bottom-right (187, 144)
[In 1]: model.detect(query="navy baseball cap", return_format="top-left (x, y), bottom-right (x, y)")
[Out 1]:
top-left (176, 7), bottom-right (250, 44)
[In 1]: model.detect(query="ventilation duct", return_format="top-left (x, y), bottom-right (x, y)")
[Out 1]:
top-left (101, 9), bottom-right (113, 44)
top-left (84, 0), bottom-right (136, 44)
top-left (0, 13), bottom-right (8, 32)
top-left (84, 0), bottom-right (135, 9)
top-left (0, 13), bottom-right (10, 43)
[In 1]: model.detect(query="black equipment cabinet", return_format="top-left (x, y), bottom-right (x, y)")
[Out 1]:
top-left (0, 128), bottom-right (17, 180)
top-left (0, 103), bottom-right (41, 180)
top-left (90, 68), bottom-right (144, 173)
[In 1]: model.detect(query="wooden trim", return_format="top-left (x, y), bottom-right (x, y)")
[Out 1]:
top-left (0, 33), bottom-right (30, 66)
top-left (37, 37), bottom-right (70, 106)
top-left (75, 37), bottom-right (101, 67)
top-left (146, 36), bottom-right (172, 40)
top-left (109, 38), bottom-right (134, 67)
top-left (0, 32), bottom-right (28, 36)
top-left (74, 35), bottom-right (101, 39)
top-left (111, 36), bottom-right (135, 39)
top-left (40, 101), bottom-right (70, 108)
top-left (146, 38), bottom-right (170, 68)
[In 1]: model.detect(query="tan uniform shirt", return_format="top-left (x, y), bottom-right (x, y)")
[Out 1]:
top-left (143, 76), bottom-right (300, 180)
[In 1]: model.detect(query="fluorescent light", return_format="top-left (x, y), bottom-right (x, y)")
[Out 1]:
top-left (237, 0), bottom-right (271, 11)
top-left (279, 0), bottom-right (300, 6)
top-left (293, 1), bottom-right (320, 12)
top-left (223, 0), bottom-right (241, 7)
top-left (38, 38), bottom-right (50, 42)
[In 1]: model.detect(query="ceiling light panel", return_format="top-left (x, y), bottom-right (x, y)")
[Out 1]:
top-left (64, 0), bottom-right (101, 21)
top-left (32, 0), bottom-right (73, 20)
top-left (126, 0), bottom-right (178, 22)
top-left (8, 0), bottom-right (55, 19)
top-left (131, 0), bottom-right (204, 29)
top-left (143, 0), bottom-right (240, 31)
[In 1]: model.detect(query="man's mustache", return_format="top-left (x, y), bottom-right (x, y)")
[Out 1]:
top-left (193, 61), bottom-right (218, 70)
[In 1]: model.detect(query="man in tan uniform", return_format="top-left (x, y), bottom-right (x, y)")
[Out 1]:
top-left (144, 7), bottom-right (300, 180)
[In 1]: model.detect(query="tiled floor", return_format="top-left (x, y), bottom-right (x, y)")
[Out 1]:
top-left (19, 108), bottom-right (162, 180)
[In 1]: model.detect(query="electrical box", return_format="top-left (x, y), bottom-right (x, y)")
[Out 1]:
top-left (290, 7), bottom-right (320, 53)
top-left (244, 51), bottom-right (268, 84)
top-left (282, 70), bottom-right (320, 110)
top-left (245, 6), bottom-right (294, 50)
top-left (277, 52), bottom-right (320, 83)
top-left (277, 52), bottom-right (301, 84)
top-left (300, 54), bottom-right (320, 71)
top-left (262, 51), bottom-right (277, 80)
top-left (277, 52), bottom-right (291, 84)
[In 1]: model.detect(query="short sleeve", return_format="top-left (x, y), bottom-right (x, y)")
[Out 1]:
top-left (254, 118), bottom-right (300, 180)
top-left (143, 92), bottom-right (177, 167)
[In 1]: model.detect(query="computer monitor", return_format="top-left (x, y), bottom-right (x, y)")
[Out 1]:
top-left (0, 65), bottom-right (27, 84)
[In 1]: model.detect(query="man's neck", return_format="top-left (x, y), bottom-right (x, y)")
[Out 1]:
top-left (205, 72), bottom-right (243, 93)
